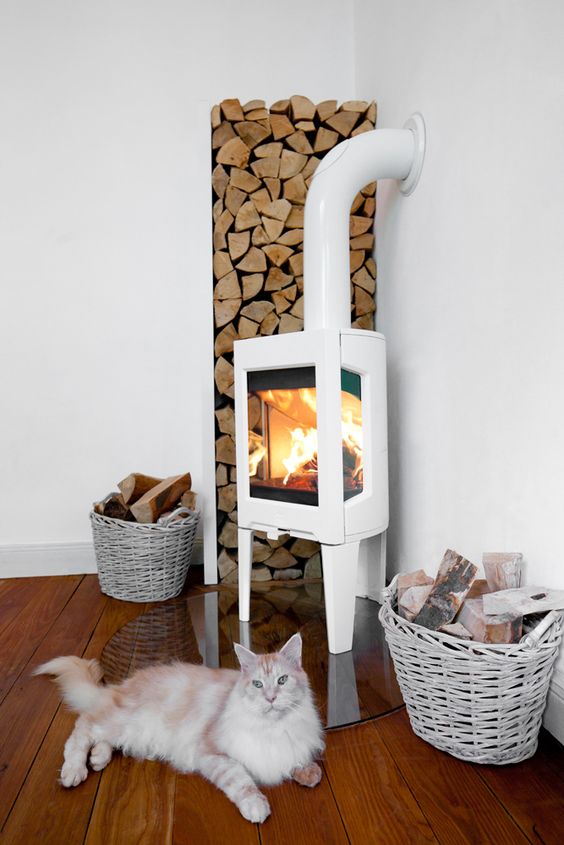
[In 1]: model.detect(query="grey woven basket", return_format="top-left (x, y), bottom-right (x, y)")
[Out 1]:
top-left (379, 574), bottom-right (562, 765)
top-left (90, 507), bottom-right (200, 602)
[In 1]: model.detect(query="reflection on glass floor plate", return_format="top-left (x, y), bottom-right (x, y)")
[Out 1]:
top-left (101, 583), bottom-right (403, 729)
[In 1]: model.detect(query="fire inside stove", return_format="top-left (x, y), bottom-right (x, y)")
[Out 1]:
top-left (247, 366), bottom-right (363, 507)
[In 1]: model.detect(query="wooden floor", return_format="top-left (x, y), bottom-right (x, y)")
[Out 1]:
top-left (1, 573), bottom-right (564, 845)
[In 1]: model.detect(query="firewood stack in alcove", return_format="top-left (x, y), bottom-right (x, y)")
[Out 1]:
top-left (212, 95), bottom-right (377, 583)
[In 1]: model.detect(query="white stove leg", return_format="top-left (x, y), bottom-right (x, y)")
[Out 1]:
top-left (321, 540), bottom-right (360, 654)
top-left (238, 527), bottom-right (253, 623)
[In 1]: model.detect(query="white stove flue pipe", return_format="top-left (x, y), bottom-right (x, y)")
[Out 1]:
top-left (303, 116), bottom-right (425, 331)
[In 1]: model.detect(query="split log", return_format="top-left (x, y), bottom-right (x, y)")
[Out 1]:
top-left (261, 312), bottom-right (279, 334)
top-left (439, 622), bottom-right (472, 640)
top-left (216, 435), bottom-right (236, 465)
top-left (285, 206), bottom-right (304, 228)
top-left (214, 357), bottom-right (235, 397)
top-left (413, 549), bottom-right (478, 630)
top-left (181, 490), bottom-right (198, 511)
top-left (267, 547), bottom-right (298, 569)
top-left (250, 188), bottom-right (272, 213)
top-left (253, 540), bottom-right (273, 563)
top-left (215, 405), bottom-right (235, 436)
top-left (218, 483), bottom-right (237, 513)
top-left (262, 198), bottom-right (292, 222)
top-left (397, 569), bottom-right (434, 602)
top-left (212, 164), bottom-right (229, 199)
top-left (212, 121), bottom-right (236, 150)
top-left (350, 233), bottom-right (374, 250)
top-left (251, 565), bottom-right (272, 582)
top-left (279, 313), bottom-right (303, 333)
top-left (214, 298), bottom-right (241, 329)
top-left (242, 273), bottom-right (264, 300)
top-left (482, 552), bottom-right (523, 592)
top-left (365, 257), bottom-right (376, 277)
top-left (279, 150), bottom-right (308, 179)
top-left (283, 174), bottom-right (307, 205)
top-left (350, 215), bottom-right (373, 237)
top-left (215, 209), bottom-right (234, 235)
top-left (455, 597), bottom-right (522, 644)
top-left (234, 121), bottom-right (271, 149)
top-left (255, 142), bottom-right (283, 158)
top-left (211, 104), bottom-right (221, 128)
top-left (304, 553), bottom-right (322, 578)
top-left (288, 252), bottom-right (304, 276)
top-left (118, 474), bottom-right (164, 505)
top-left (214, 270), bottom-right (241, 301)
top-left (290, 95), bottom-right (316, 121)
top-left (326, 111), bottom-right (359, 137)
top-left (398, 584), bottom-right (433, 621)
top-left (270, 113), bottom-right (294, 140)
top-left (290, 296), bottom-right (304, 319)
top-left (264, 177), bottom-right (281, 200)
top-left (224, 186), bottom-right (246, 216)
top-left (216, 464), bottom-right (228, 486)
top-left (262, 217), bottom-right (285, 242)
top-left (243, 98), bottom-right (265, 112)
top-left (216, 137), bottom-right (250, 168)
top-left (273, 569), bottom-right (302, 581)
top-left (314, 127), bottom-right (339, 153)
top-left (218, 548), bottom-right (238, 579)
top-left (353, 266), bottom-right (376, 294)
top-left (251, 157), bottom-right (280, 179)
top-left (483, 586), bottom-right (564, 616)
top-left (352, 121), bottom-right (373, 136)
top-left (235, 247), bottom-right (267, 273)
top-left (290, 538), bottom-right (319, 558)
top-left (214, 323), bottom-right (238, 356)
top-left (219, 520), bottom-right (238, 548)
top-left (220, 98), bottom-right (244, 122)
top-left (130, 473), bottom-right (192, 524)
top-left (235, 201), bottom-right (261, 232)
top-left (240, 300), bottom-right (275, 322)
top-left (228, 231), bottom-right (250, 260)
top-left (263, 244), bottom-right (293, 267)
top-left (355, 286), bottom-right (376, 316)
top-left (286, 131), bottom-right (313, 155)
top-left (467, 579), bottom-right (492, 599)
top-left (265, 267), bottom-right (293, 290)
top-left (95, 492), bottom-right (131, 521)
top-left (341, 100), bottom-right (369, 113)
top-left (213, 251), bottom-right (233, 280)
top-left (238, 316), bottom-right (259, 338)
top-left (253, 225), bottom-right (272, 247)
top-left (270, 99), bottom-right (290, 114)
top-left (295, 121), bottom-right (315, 133)
top-left (277, 228), bottom-right (303, 246)
top-left (229, 169), bottom-right (261, 193)
top-left (317, 100), bottom-right (337, 121)
top-left (367, 102), bottom-right (376, 122)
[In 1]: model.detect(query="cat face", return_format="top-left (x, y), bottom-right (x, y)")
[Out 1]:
top-left (234, 633), bottom-right (307, 718)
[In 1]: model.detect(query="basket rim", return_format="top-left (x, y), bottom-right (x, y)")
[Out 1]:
top-left (90, 508), bottom-right (200, 532)
top-left (379, 586), bottom-right (562, 658)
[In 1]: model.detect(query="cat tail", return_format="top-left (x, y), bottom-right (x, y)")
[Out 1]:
top-left (33, 656), bottom-right (109, 714)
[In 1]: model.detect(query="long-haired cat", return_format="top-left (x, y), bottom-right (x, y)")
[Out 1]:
top-left (34, 632), bottom-right (324, 823)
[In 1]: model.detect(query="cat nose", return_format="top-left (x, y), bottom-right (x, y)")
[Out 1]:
top-left (265, 692), bottom-right (277, 703)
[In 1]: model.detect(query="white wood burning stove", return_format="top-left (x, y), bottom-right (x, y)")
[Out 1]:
top-left (234, 115), bottom-right (426, 653)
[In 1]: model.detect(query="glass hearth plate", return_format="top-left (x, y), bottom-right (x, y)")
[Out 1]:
top-left (101, 583), bottom-right (403, 729)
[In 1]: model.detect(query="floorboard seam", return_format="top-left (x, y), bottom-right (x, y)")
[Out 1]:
top-left (321, 761), bottom-right (352, 844)
top-left (475, 767), bottom-right (537, 845)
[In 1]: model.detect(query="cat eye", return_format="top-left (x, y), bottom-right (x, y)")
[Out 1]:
top-left (252, 680), bottom-right (263, 688)
top-left (277, 675), bottom-right (288, 685)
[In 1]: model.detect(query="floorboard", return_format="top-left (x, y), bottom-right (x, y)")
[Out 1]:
top-left (0, 575), bottom-right (107, 828)
top-left (1, 573), bottom-right (563, 845)
top-left (0, 575), bottom-right (81, 705)
top-left (324, 719), bottom-right (438, 844)
top-left (376, 710), bottom-right (532, 845)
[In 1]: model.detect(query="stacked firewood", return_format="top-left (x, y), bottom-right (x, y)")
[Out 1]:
top-left (94, 473), bottom-right (197, 524)
top-left (397, 550), bottom-right (564, 643)
top-left (212, 95), bottom-right (377, 582)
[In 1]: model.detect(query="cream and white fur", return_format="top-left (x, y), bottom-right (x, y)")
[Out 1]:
top-left (34, 633), bottom-right (324, 823)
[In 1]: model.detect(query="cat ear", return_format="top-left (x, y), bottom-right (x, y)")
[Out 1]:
top-left (279, 632), bottom-right (302, 668)
top-left (234, 642), bottom-right (258, 672)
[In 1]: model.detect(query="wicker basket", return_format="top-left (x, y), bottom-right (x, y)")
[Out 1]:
top-left (379, 575), bottom-right (562, 764)
top-left (90, 507), bottom-right (200, 602)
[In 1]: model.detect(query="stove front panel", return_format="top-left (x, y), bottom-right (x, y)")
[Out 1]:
top-left (235, 330), bottom-right (345, 545)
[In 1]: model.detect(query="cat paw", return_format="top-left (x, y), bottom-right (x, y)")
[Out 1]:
top-left (60, 761), bottom-right (88, 788)
top-left (292, 762), bottom-right (322, 787)
top-left (238, 792), bottom-right (271, 824)
top-left (89, 741), bottom-right (113, 771)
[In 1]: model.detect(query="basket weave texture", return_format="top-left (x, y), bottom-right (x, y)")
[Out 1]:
top-left (379, 577), bottom-right (562, 764)
top-left (90, 508), bottom-right (200, 602)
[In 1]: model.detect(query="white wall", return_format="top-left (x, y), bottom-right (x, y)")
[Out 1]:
top-left (0, 0), bottom-right (355, 572)
top-left (354, 0), bottom-right (564, 740)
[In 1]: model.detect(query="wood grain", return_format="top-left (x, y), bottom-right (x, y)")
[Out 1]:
top-left (376, 709), bottom-right (530, 844)
top-left (0, 575), bottom-right (107, 828)
top-left (324, 720), bottom-right (438, 844)
top-left (0, 575), bottom-right (80, 705)
top-left (261, 771), bottom-right (348, 844)
top-left (173, 772), bottom-right (260, 845)
top-left (0, 589), bottom-right (145, 842)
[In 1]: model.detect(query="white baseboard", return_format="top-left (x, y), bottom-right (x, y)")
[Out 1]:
top-left (0, 542), bottom-right (98, 578)
top-left (544, 670), bottom-right (564, 745)
top-left (0, 537), bottom-right (205, 580)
